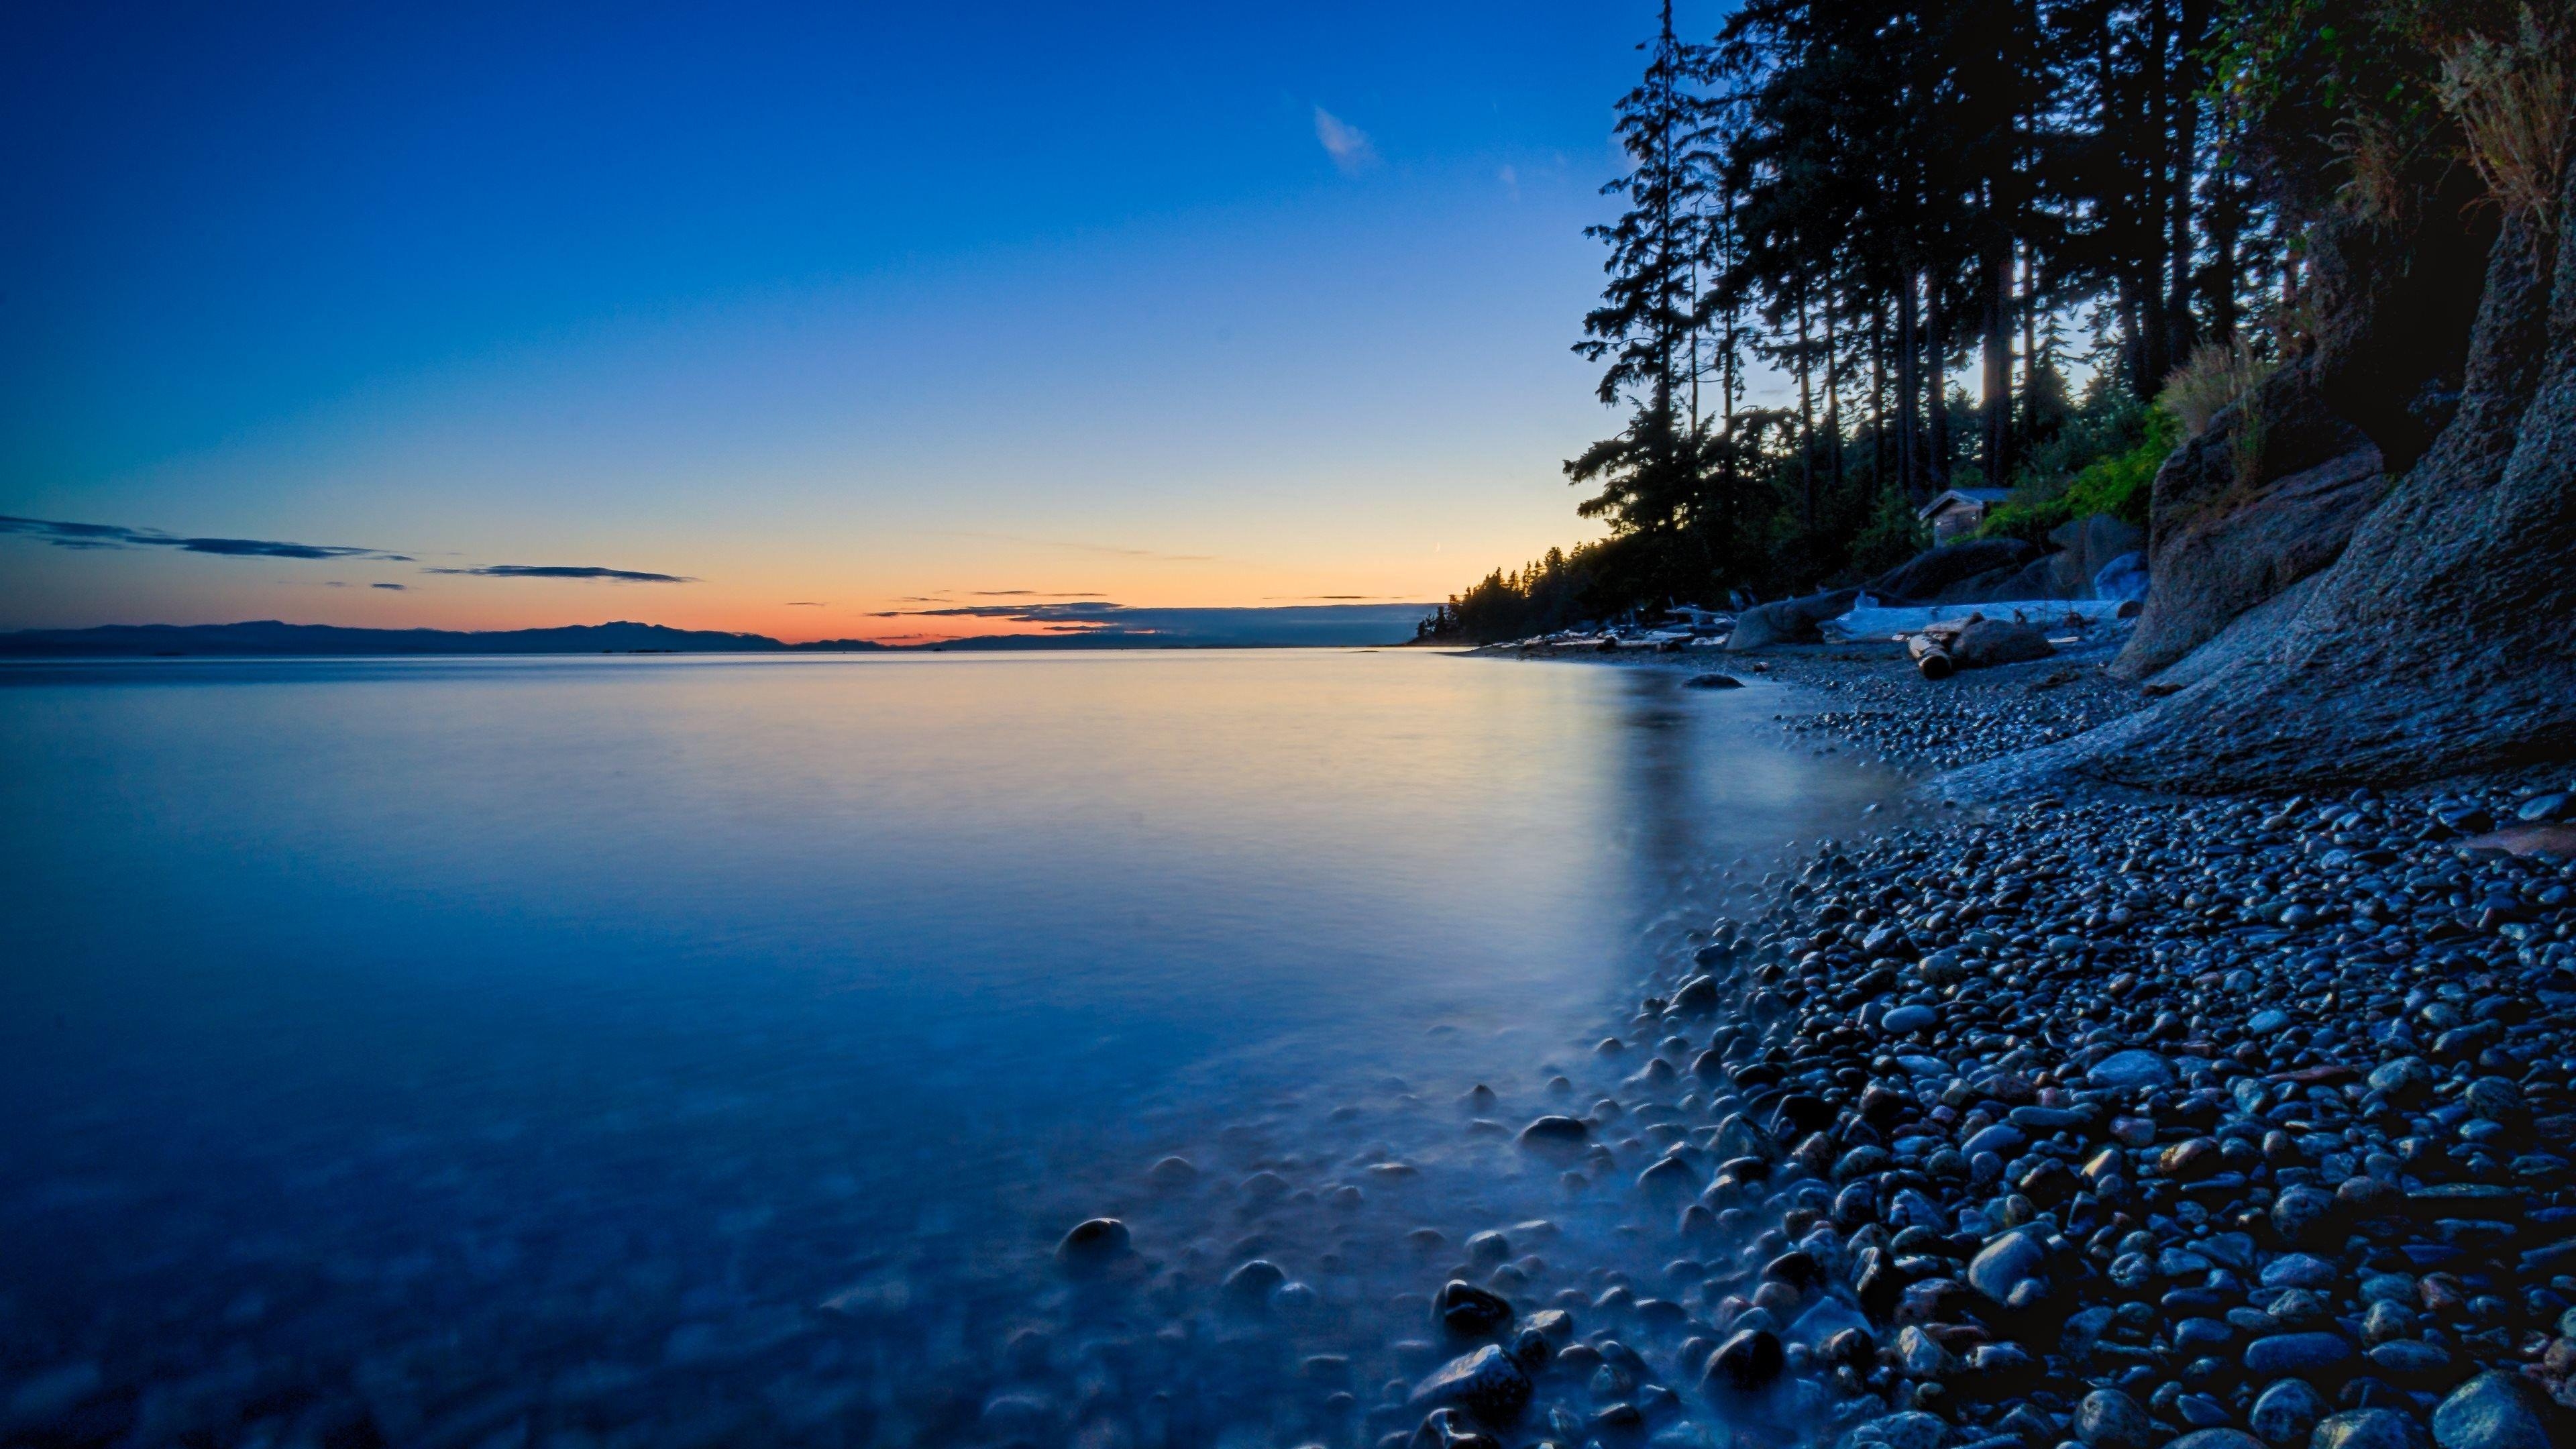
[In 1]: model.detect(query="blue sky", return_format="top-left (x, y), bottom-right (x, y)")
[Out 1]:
top-left (2, 1), bottom-right (1729, 639)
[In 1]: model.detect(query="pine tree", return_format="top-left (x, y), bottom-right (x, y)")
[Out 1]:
top-left (1570, 2), bottom-right (1729, 576)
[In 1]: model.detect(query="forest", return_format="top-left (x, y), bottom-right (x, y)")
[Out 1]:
top-left (1419, 0), bottom-right (2555, 645)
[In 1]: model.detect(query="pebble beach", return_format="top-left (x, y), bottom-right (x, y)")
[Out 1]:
top-left (1282, 642), bottom-right (2576, 1449)
top-left (1014, 641), bottom-right (2576, 1449)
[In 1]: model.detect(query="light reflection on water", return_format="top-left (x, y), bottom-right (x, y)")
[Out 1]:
top-left (0, 650), bottom-right (1895, 1445)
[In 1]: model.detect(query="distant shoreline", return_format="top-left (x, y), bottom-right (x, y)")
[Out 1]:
top-left (0, 614), bottom-right (1430, 658)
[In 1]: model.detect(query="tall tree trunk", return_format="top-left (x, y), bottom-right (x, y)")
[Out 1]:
top-left (1982, 233), bottom-right (2015, 487)
top-left (1927, 286), bottom-right (1951, 490)
top-left (1796, 291), bottom-right (1817, 533)
top-left (1871, 302), bottom-right (1889, 496)
top-left (1898, 268), bottom-right (1923, 499)
top-left (2165, 0), bottom-right (2206, 369)
top-left (2206, 101), bottom-right (2243, 345)
top-left (2142, 0), bottom-right (2174, 393)
top-left (2021, 241), bottom-right (2039, 403)
top-left (1825, 288), bottom-right (1845, 495)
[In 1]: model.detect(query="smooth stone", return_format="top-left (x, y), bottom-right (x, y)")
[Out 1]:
top-left (2167, 1432), bottom-right (2265, 1449)
top-left (2242, 1332), bottom-right (2354, 1377)
top-left (2365, 1339), bottom-right (2450, 1382)
top-left (1407, 1344), bottom-right (1533, 1425)
top-left (2090, 1050), bottom-right (2174, 1090)
top-left (2250, 1377), bottom-right (2325, 1444)
top-left (2430, 1373), bottom-right (2554, 1449)
top-left (1055, 1218), bottom-right (1131, 1272)
top-left (2260, 1254), bottom-right (2340, 1289)
top-left (1882, 1005), bottom-right (1938, 1034)
top-left (2310, 1409), bottom-right (2430, 1449)
top-left (1222, 1259), bottom-right (1286, 1303)
top-left (1432, 1279), bottom-right (1513, 1336)
top-left (1967, 1229), bottom-right (2052, 1309)
top-left (1962, 1123), bottom-right (2027, 1159)
top-left (2072, 1387), bottom-right (2154, 1448)
top-left (1701, 1327), bottom-right (1784, 1393)
top-left (1851, 1412), bottom-right (1949, 1449)
top-left (1518, 1116), bottom-right (1590, 1148)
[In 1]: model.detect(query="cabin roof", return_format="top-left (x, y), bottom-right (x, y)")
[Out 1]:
top-left (1917, 487), bottom-right (2012, 521)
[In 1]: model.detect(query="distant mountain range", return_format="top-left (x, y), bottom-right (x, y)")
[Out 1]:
top-left (0, 621), bottom-right (863, 657)
top-left (0, 608), bottom-right (1429, 656)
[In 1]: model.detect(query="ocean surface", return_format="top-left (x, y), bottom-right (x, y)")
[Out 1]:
top-left (0, 649), bottom-right (1898, 1447)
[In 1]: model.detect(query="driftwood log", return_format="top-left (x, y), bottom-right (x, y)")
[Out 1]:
top-left (1909, 633), bottom-right (1955, 680)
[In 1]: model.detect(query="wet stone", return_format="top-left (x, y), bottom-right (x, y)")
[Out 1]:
top-left (1432, 1280), bottom-right (1512, 1337)
top-left (2310, 1408), bottom-right (2432, 1449)
top-left (1700, 1327), bottom-right (1784, 1394)
top-left (2430, 1373), bottom-right (2554, 1449)
top-left (2250, 1377), bottom-right (2325, 1445)
top-left (2243, 1331), bottom-right (2355, 1378)
top-left (1055, 1217), bottom-right (1131, 1273)
top-left (1407, 1345), bottom-right (1532, 1426)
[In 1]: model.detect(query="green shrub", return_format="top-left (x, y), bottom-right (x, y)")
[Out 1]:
top-left (1974, 408), bottom-right (2178, 543)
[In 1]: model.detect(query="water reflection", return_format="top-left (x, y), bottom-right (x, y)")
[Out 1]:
top-left (0, 651), bottom-right (1894, 1446)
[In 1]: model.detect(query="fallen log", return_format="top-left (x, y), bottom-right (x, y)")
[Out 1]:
top-left (1909, 634), bottom-right (1955, 681)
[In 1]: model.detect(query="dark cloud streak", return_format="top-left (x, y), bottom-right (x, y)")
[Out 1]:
top-left (865, 599), bottom-right (1432, 646)
top-left (423, 565), bottom-right (696, 583)
top-left (0, 514), bottom-right (410, 561)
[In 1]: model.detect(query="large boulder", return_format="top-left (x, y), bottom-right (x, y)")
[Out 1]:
top-left (2111, 380), bottom-right (2387, 680)
top-left (1953, 619), bottom-right (2055, 668)
top-left (2048, 513), bottom-right (2145, 596)
top-left (1727, 587), bottom-right (1861, 650)
top-left (1869, 539), bottom-right (2043, 604)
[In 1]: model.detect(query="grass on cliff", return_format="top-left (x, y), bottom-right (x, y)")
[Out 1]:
top-left (2439, 7), bottom-right (2572, 227)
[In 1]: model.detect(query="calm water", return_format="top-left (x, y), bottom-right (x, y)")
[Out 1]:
top-left (0, 650), bottom-right (1895, 1447)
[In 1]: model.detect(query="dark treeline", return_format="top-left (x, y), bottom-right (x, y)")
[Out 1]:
top-left (1421, 0), bottom-right (2546, 644)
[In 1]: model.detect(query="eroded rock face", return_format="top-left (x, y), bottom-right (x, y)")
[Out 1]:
top-left (1869, 538), bottom-right (2043, 604)
top-left (2112, 423), bottom-right (2385, 680)
top-left (2074, 199), bottom-right (2576, 790)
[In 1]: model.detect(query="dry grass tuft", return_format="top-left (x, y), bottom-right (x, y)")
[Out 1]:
top-left (2333, 111), bottom-right (2425, 231)
top-left (2162, 341), bottom-right (2279, 485)
top-left (2160, 342), bottom-right (2277, 439)
top-left (2438, 7), bottom-right (2574, 229)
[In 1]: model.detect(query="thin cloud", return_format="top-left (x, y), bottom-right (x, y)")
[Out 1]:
top-left (784, 600), bottom-right (826, 606)
top-left (373, 582), bottom-right (408, 591)
top-left (883, 602), bottom-right (1131, 621)
top-left (931, 530), bottom-right (1216, 563)
top-left (969, 589), bottom-right (1107, 598)
top-left (423, 565), bottom-right (695, 583)
top-left (866, 599), bottom-right (1430, 646)
top-left (1314, 106), bottom-right (1378, 173)
top-left (0, 514), bottom-right (411, 561)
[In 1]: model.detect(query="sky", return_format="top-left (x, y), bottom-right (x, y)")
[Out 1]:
top-left (1, 1), bottom-right (1731, 642)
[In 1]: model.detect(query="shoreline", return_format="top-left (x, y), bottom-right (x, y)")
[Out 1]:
top-left (1368, 643), bottom-right (2576, 1448)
